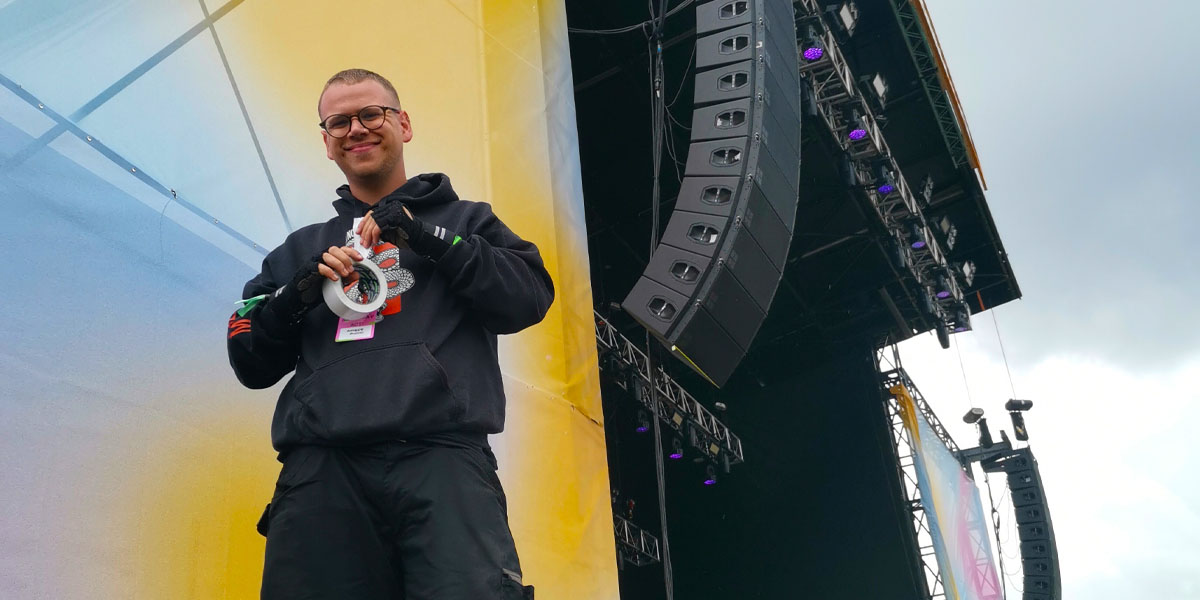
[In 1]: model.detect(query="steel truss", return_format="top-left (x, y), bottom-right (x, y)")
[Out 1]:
top-left (879, 358), bottom-right (1003, 600)
top-left (880, 367), bottom-right (960, 454)
top-left (595, 311), bottom-right (744, 465)
top-left (888, 0), bottom-right (969, 169)
top-left (877, 351), bottom-right (960, 599)
top-left (614, 514), bottom-right (662, 568)
top-left (882, 382), bottom-right (946, 599)
top-left (793, 0), bottom-right (969, 332)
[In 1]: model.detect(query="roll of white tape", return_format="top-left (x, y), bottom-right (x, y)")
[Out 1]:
top-left (322, 259), bottom-right (387, 320)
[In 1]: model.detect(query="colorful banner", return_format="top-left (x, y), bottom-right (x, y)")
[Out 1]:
top-left (893, 385), bottom-right (1002, 600)
top-left (0, 1), bottom-right (617, 597)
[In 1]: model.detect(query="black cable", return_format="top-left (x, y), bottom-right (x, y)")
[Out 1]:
top-left (567, 0), bottom-right (696, 35)
top-left (645, 2), bottom-right (675, 597)
top-left (983, 472), bottom-right (1009, 600)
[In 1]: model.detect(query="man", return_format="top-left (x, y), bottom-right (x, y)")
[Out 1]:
top-left (227, 68), bottom-right (552, 599)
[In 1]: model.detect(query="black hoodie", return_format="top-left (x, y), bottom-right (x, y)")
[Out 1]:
top-left (227, 173), bottom-right (554, 451)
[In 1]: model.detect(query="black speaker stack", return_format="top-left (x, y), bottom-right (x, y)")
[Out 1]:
top-left (623, 0), bottom-right (801, 387)
top-left (985, 447), bottom-right (1061, 600)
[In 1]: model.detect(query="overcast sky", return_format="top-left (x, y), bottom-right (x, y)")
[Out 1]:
top-left (896, 1), bottom-right (1200, 598)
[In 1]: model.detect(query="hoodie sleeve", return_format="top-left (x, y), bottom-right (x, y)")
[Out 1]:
top-left (226, 256), bottom-right (302, 389)
top-left (434, 205), bottom-right (555, 334)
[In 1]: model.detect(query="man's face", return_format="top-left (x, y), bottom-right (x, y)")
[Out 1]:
top-left (319, 80), bottom-right (412, 184)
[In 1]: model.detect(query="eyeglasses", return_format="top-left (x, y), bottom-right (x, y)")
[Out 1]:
top-left (319, 105), bottom-right (400, 138)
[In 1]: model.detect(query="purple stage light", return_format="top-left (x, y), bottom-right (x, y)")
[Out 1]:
top-left (803, 47), bottom-right (824, 62)
top-left (953, 326), bottom-right (968, 333)
top-left (848, 128), bottom-right (867, 141)
top-left (703, 478), bottom-right (717, 486)
top-left (669, 451), bottom-right (683, 460)
top-left (878, 184), bottom-right (895, 195)
top-left (936, 290), bottom-right (951, 299)
top-left (911, 240), bottom-right (926, 249)
top-left (636, 425), bottom-right (649, 433)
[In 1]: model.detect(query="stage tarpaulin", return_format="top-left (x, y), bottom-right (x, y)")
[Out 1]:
top-left (0, 1), bottom-right (616, 597)
top-left (893, 385), bottom-right (1002, 600)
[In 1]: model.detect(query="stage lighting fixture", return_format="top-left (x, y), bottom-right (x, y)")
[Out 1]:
top-left (936, 274), bottom-right (952, 299)
top-left (843, 107), bottom-right (867, 141)
top-left (669, 436), bottom-right (684, 460)
top-left (1006, 400), bottom-right (1032, 441)
top-left (636, 409), bottom-right (650, 433)
top-left (936, 320), bottom-right (950, 349)
top-left (627, 370), bottom-right (644, 401)
top-left (866, 72), bottom-right (888, 108)
top-left (599, 348), bottom-right (620, 373)
top-left (827, 2), bottom-right (859, 36)
top-left (703, 464), bottom-right (718, 486)
top-left (874, 161), bottom-right (896, 195)
top-left (958, 260), bottom-right (976, 287)
top-left (1010, 411), bottom-right (1029, 441)
top-left (1005, 399), bottom-right (1034, 412)
top-left (908, 221), bottom-right (926, 249)
top-left (921, 291), bottom-right (936, 315)
top-left (801, 26), bottom-right (825, 62)
top-left (963, 407), bottom-right (984, 424)
top-left (920, 176), bottom-right (934, 204)
top-left (935, 215), bottom-right (958, 250)
top-left (952, 304), bottom-right (971, 333)
top-left (714, 401), bottom-right (727, 412)
top-left (670, 411), bottom-right (684, 430)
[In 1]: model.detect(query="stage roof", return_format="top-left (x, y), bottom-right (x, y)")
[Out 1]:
top-left (569, 0), bottom-right (1020, 390)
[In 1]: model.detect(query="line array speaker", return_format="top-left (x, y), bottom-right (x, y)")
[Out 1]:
top-left (623, 0), bottom-right (801, 387)
top-left (990, 448), bottom-right (1061, 600)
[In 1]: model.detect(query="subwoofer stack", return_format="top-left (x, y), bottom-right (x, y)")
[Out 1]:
top-left (623, 0), bottom-right (802, 387)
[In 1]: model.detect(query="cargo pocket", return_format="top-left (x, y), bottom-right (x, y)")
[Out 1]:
top-left (499, 570), bottom-right (534, 599)
top-left (258, 448), bottom-right (318, 538)
top-left (292, 342), bottom-right (463, 442)
top-left (256, 503), bottom-right (271, 537)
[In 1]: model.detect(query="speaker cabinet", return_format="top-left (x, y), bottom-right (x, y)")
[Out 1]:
top-left (623, 0), bottom-right (801, 386)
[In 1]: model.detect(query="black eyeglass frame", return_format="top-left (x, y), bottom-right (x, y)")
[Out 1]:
top-left (319, 105), bottom-right (401, 138)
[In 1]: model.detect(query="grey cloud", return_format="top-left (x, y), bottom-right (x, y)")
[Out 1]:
top-left (926, 0), bottom-right (1200, 370)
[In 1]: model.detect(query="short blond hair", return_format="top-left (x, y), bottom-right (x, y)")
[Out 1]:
top-left (318, 68), bottom-right (401, 114)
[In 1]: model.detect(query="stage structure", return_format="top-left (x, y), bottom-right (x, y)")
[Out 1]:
top-left (796, 0), bottom-right (972, 349)
top-left (597, 311), bottom-right (744, 467)
top-left (959, 421), bottom-right (1062, 600)
top-left (614, 514), bottom-right (663, 569)
top-left (568, 0), bottom-right (1026, 597)
top-left (884, 366), bottom-right (1002, 600)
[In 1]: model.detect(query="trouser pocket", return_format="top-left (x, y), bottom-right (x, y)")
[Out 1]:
top-left (499, 569), bottom-right (534, 599)
top-left (256, 503), bottom-right (271, 537)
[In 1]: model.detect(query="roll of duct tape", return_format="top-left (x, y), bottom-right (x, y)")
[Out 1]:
top-left (322, 259), bottom-right (387, 320)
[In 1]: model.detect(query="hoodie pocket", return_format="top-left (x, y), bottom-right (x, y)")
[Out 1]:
top-left (291, 342), bottom-right (464, 442)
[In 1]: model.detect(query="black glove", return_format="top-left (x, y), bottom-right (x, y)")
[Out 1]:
top-left (260, 254), bottom-right (325, 336)
top-left (371, 194), bottom-right (455, 261)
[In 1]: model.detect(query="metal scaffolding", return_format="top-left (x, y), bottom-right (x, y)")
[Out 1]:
top-left (596, 311), bottom-right (744, 465)
top-left (794, 0), bottom-right (970, 334)
top-left (614, 514), bottom-right (662, 568)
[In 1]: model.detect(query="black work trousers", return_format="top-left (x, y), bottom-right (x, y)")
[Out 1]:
top-left (257, 440), bottom-right (533, 599)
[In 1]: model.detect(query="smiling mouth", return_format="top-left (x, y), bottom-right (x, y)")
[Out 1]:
top-left (345, 142), bottom-right (377, 153)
